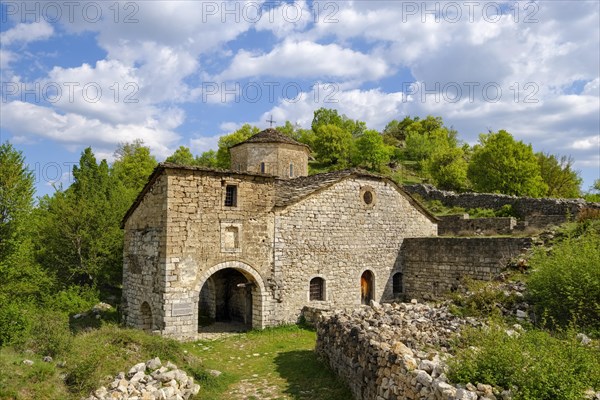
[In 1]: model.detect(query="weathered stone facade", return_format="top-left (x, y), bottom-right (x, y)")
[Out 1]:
top-left (121, 130), bottom-right (438, 338)
top-left (229, 128), bottom-right (310, 178)
top-left (400, 237), bottom-right (532, 300)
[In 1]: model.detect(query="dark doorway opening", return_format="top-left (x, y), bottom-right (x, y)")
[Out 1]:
top-left (198, 268), bottom-right (253, 331)
top-left (361, 270), bottom-right (374, 305)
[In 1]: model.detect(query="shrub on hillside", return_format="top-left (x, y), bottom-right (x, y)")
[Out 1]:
top-left (527, 232), bottom-right (600, 334)
top-left (26, 310), bottom-right (73, 357)
top-left (0, 298), bottom-right (34, 346)
top-left (449, 326), bottom-right (600, 400)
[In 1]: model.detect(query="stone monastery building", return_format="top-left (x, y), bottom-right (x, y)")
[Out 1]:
top-left (121, 129), bottom-right (438, 338)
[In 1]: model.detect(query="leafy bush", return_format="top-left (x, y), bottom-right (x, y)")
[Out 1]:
top-left (44, 285), bottom-right (100, 315)
top-left (527, 232), bottom-right (600, 333)
top-left (449, 279), bottom-right (519, 318)
top-left (449, 326), bottom-right (600, 400)
top-left (0, 298), bottom-right (35, 347)
top-left (26, 310), bottom-right (73, 357)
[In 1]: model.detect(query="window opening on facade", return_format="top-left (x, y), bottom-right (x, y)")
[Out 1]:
top-left (225, 185), bottom-right (237, 207)
top-left (309, 277), bottom-right (325, 301)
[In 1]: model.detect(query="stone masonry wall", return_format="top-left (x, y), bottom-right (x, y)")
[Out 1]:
top-left (437, 215), bottom-right (516, 235)
top-left (159, 169), bottom-right (278, 338)
top-left (404, 184), bottom-right (599, 218)
top-left (122, 173), bottom-right (169, 331)
top-left (230, 142), bottom-right (309, 178)
top-left (315, 302), bottom-right (497, 400)
top-left (272, 178), bottom-right (437, 324)
top-left (400, 237), bottom-right (532, 300)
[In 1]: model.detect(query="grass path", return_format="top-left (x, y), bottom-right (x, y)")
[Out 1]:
top-left (185, 325), bottom-right (351, 400)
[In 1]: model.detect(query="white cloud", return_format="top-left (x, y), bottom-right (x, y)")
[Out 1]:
top-left (0, 101), bottom-right (179, 159)
top-left (218, 40), bottom-right (389, 81)
top-left (0, 21), bottom-right (53, 45)
top-left (189, 134), bottom-right (222, 153)
top-left (572, 136), bottom-right (600, 150)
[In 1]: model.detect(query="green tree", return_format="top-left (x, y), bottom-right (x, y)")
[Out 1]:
top-left (0, 142), bottom-right (54, 304)
top-left (196, 150), bottom-right (218, 168)
top-left (312, 124), bottom-right (355, 167)
top-left (467, 130), bottom-right (548, 197)
top-left (165, 146), bottom-right (196, 165)
top-left (215, 124), bottom-right (260, 168)
top-left (425, 146), bottom-right (470, 191)
top-left (0, 142), bottom-right (35, 262)
top-left (382, 117), bottom-right (414, 146)
top-left (354, 130), bottom-right (392, 171)
top-left (536, 153), bottom-right (582, 198)
top-left (311, 108), bottom-right (366, 137)
top-left (111, 140), bottom-right (157, 194)
top-left (400, 116), bottom-right (459, 170)
top-left (37, 148), bottom-right (123, 287)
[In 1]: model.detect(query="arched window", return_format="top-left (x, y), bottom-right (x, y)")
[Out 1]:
top-left (361, 270), bottom-right (374, 305)
top-left (289, 163), bottom-right (294, 178)
top-left (260, 162), bottom-right (266, 173)
top-left (393, 272), bottom-right (403, 295)
top-left (309, 277), bottom-right (325, 301)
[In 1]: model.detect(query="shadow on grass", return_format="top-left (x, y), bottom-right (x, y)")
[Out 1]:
top-left (274, 350), bottom-right (352, 400)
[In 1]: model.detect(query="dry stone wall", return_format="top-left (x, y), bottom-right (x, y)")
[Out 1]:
top-left (400, 237), bottom-right (532, 300)
top-left (315, 302), bottom-right (500, 400)
top-left (403, 184), bottom-right (599, 219)
top-left (272, 178), bottom-right (437, 324)
top-left (437, 215), bottom-right (516, 235)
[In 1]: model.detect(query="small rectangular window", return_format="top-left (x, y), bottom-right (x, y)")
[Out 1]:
top-left (260, 162), bottom-right (265, 173)
top-left (310, 277), bottom-right (325, 301)
top-left (225, 185), bottom-right (237, 207)
top-left (289, 163), bottom-right (294, 178)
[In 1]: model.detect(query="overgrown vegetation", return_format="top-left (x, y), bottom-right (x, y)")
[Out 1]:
top-left (449, 325), bottom-right (600, 400)
top-left (0, 323), bottom-right (200, 399)
top-left (421, 199), bottom-right (519, 218)
top-left (527, 227), bottom-right (600, 334)
top-left (447, 216), bottom-right (600, 399)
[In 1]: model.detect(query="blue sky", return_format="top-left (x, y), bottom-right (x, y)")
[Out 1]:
top-left (1, 0), bottom-right (598, 197)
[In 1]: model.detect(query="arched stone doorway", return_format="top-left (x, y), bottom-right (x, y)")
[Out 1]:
top-left (140, 301), bottom-right (153, 331)
top-left (361, 270), bottom-right (375, 305)
top-left (199, 269), bottom-right (252, 325)
top-left (195, 261), bottom-right (266, 332)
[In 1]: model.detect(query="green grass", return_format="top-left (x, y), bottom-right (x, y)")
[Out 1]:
top-left (0, 323), bottom-right (349, 400)
top-left (187, 325), bottom-right (351, 400)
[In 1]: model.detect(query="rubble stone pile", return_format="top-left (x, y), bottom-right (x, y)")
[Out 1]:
top-left (84, 357), bottom-right (200, 400)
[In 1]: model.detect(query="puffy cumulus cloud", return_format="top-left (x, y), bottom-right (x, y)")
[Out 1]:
top-left (254, 0), bottom-right (313, 37)
top-left (218, 40), bottom-right (389, 81)
top-left (189, 134), bottom-right (223, 153)
top-left (572, 136), bottom-right (600, 151)
top-left (222, 85), bottom-right (408, 132)
top-left (0, 21), bottom-right (53, 45)
top-left (0, 101), bottom-right (180, 159)
top-left (56, 1), bottom-right (256, 57)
